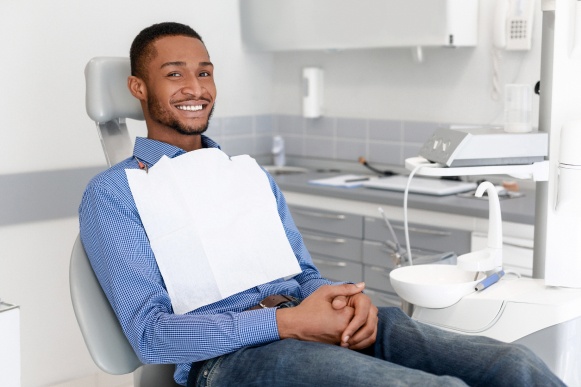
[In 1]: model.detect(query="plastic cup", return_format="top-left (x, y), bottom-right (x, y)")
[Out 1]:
top-left (504, 84), bottom-right (533, 133)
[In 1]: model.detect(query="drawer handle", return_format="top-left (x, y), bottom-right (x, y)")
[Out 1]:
top-left (502, 241), bottom-right (533, 250)
top-left (312, 258), bottom-right (347, 267)
top-left (294, 209), bottom-right (347, 220)
top-left (392, 224), bottom-right (451, 237)
top-left (303, 234), bottom-right (346, 244)
top-left (370, 266), bottom-right (391, 278)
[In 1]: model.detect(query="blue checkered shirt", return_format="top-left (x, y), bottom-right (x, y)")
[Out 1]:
top-left (79, 136), bottom-right (334, 385)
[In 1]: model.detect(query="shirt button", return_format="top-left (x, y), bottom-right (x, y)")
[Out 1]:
top-left (203, 370), bottom-right (209, 377)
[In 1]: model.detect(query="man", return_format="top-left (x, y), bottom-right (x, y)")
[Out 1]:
top-left (80, 22), bottom-right (563, 386)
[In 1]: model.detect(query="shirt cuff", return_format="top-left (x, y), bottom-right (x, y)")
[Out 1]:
top-left (299, 277), bottom-right (336, 298)
top-left (236, 307), bottom-right (280, 347)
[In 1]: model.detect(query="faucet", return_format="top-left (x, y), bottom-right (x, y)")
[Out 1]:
top-left (457, 181), bottom-right (503, 273)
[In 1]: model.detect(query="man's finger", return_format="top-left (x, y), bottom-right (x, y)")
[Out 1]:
top-left (341, 312), bottom-right (367, 344)
top-left (324, 282), bottom-right (365, 300)
top-left (332, 296), bottom-right (348, 309)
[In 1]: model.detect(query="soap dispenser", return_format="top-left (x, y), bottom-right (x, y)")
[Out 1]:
top-left (272, 135), bottom-right (285, 167)
top-left (457, 181), bottom-right (503, 272)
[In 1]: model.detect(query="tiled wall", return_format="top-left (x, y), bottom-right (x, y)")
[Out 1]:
top-left (209, 114), bottom-right (445, 167)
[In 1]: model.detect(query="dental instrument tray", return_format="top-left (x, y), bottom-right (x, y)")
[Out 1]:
top-left (362, 175), bottom-right (476, 196)
top-left (419, 127), bottom-right (548, 167)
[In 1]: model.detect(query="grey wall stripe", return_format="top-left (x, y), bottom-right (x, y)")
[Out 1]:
top-left (0, 166), bottom-right (105, 227)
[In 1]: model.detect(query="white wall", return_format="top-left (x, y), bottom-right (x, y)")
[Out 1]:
top-left (0, 1), bottom-right (272, 386)
top-left (270, 0), bottom-right (543, 127)
top-left (0, 0), bottom-right (274, 175)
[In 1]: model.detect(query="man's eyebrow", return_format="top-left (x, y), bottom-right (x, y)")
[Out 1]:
top-left (160, 61), bottom-right (214, 69)
top-left (160, 61), bottom-right (186, 69)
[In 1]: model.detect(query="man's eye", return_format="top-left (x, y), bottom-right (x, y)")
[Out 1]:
top-left (199, 71), bottom-right (211, 77)
top-left (168, 72), bottom-right (181, 77)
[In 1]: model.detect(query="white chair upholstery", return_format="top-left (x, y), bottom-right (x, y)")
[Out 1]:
top-left (69, 235), bottom-right (179, 386)
top-left (69, 57), bottom-right (179, 386)
top-left (69, 234), bottom-right (142, 375)
top-left (84, 56), bottom-right (143, 166)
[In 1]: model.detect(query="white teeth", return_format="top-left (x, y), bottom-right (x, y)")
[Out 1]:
top-left (177, 105), bottom-right (203, 111)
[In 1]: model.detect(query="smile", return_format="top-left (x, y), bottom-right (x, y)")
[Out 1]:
top-left (176, 105), bottom-right (203, 112)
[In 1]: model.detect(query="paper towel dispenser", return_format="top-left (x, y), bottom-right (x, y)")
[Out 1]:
top-left (240, 0), bottom-right (478, 52)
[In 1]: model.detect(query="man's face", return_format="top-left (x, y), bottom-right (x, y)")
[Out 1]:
top-left (142, 35), bottom-right (216, 136)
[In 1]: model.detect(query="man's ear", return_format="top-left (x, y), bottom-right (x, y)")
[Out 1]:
top-left (128, 76), bottom-right (147, 101)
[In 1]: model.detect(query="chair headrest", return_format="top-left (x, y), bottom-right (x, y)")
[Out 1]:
top-left (85, 57), bottom-right (144, 123)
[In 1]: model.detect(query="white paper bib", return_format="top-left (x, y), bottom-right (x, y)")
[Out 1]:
top-left (126, 148), bottom-right (301, 314)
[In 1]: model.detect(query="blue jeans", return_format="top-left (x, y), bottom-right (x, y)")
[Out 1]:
top-left (188, 307), bottom-right (564, 386)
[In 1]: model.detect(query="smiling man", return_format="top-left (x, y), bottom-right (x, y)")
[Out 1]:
top-left (79, 22), bottom-right (564, 387)
top-left (128, 28), bottom-right (216, 149)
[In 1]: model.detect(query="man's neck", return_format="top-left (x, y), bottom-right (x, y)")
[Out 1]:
top-left (147, 132), bottom-right (203, 152)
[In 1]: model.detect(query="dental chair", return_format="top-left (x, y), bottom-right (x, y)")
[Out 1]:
top-left (69, 57), bottom-right (179, 387)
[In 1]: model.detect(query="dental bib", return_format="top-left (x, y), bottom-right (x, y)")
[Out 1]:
top-left (126, 148), bottom-right (301, 314)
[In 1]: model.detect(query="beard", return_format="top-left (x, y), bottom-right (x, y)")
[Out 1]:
top-left (147, 93), bottom-right (214, 136)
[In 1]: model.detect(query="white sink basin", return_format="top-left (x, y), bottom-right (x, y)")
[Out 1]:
top-left (263, 166), bottom-right (309, 175)
top-left (390, 264), bottom-right (480, 309)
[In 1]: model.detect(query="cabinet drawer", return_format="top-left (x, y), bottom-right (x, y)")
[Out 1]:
top-left (290, 206), bottom-right (363, 238)
top-left (311, 254), bottom-right (363, 283)
top-left (363, 265), bottom-right (396, 294)
top-left (362, 240), bottom-right (399, 269)
top-left (365, 289), bottom-right (402, 308)
top-left (364, 217), bottom-right (470, 254)
top-left (301, 229), bottom-right (362, 262)
top-left (363, 240), bottom-right (456, 269)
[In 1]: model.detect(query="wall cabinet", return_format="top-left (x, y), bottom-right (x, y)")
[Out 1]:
top-left (289, 205), bottom-right (469, 307)
top-left (240, 0), bottom-right (478, 52)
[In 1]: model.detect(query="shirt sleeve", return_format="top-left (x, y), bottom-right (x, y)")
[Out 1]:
top-left (79, 175), bottom-right (281, 365)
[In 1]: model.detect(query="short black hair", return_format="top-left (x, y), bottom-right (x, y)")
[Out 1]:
top-left (130, 22), bottom-right (204, 79)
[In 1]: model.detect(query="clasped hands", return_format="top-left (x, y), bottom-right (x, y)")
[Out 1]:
top-left (276, 283), bottom-right (378, 350)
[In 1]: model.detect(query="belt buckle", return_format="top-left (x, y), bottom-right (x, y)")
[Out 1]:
top-left (250, 295), bottom-right (298, 310)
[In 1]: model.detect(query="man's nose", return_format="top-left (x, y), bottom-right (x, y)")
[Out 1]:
top-left (181, 77), bottom-right (204, 97)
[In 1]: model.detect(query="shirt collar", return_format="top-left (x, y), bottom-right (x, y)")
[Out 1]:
top-left (133, 135), bottom-right (221, 167)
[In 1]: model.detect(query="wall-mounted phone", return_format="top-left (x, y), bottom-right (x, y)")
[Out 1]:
top-left (493, 0), bottom-right (535, 50)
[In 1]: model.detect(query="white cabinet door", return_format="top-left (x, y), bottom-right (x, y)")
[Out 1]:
top-left (240, 0), bottom-right (478, 51)
top-left (0, 303), bottom-right (20, 387)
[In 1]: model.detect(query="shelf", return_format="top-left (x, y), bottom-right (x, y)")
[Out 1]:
top-left (405, 157), bottom-right (549, 181)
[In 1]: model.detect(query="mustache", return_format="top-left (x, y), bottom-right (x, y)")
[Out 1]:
top-left (171, 96), bottom-right (211, 105)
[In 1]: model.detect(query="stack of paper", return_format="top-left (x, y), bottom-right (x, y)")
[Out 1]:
top-left (308, 174), bottom-right (375, 188)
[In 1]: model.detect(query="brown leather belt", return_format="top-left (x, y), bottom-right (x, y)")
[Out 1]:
top-left (247, 295), bottom-right (298, 310)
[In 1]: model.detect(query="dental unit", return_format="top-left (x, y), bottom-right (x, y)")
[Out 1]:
top-left (389, 1), bottom-right (581, 385)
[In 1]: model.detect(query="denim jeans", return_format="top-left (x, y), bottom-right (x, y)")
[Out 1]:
top-left (188, 307), bottom-right (564, 386)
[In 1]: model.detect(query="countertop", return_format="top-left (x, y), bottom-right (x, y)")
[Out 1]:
top-left (272, 171), bottom-right (536, 225)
